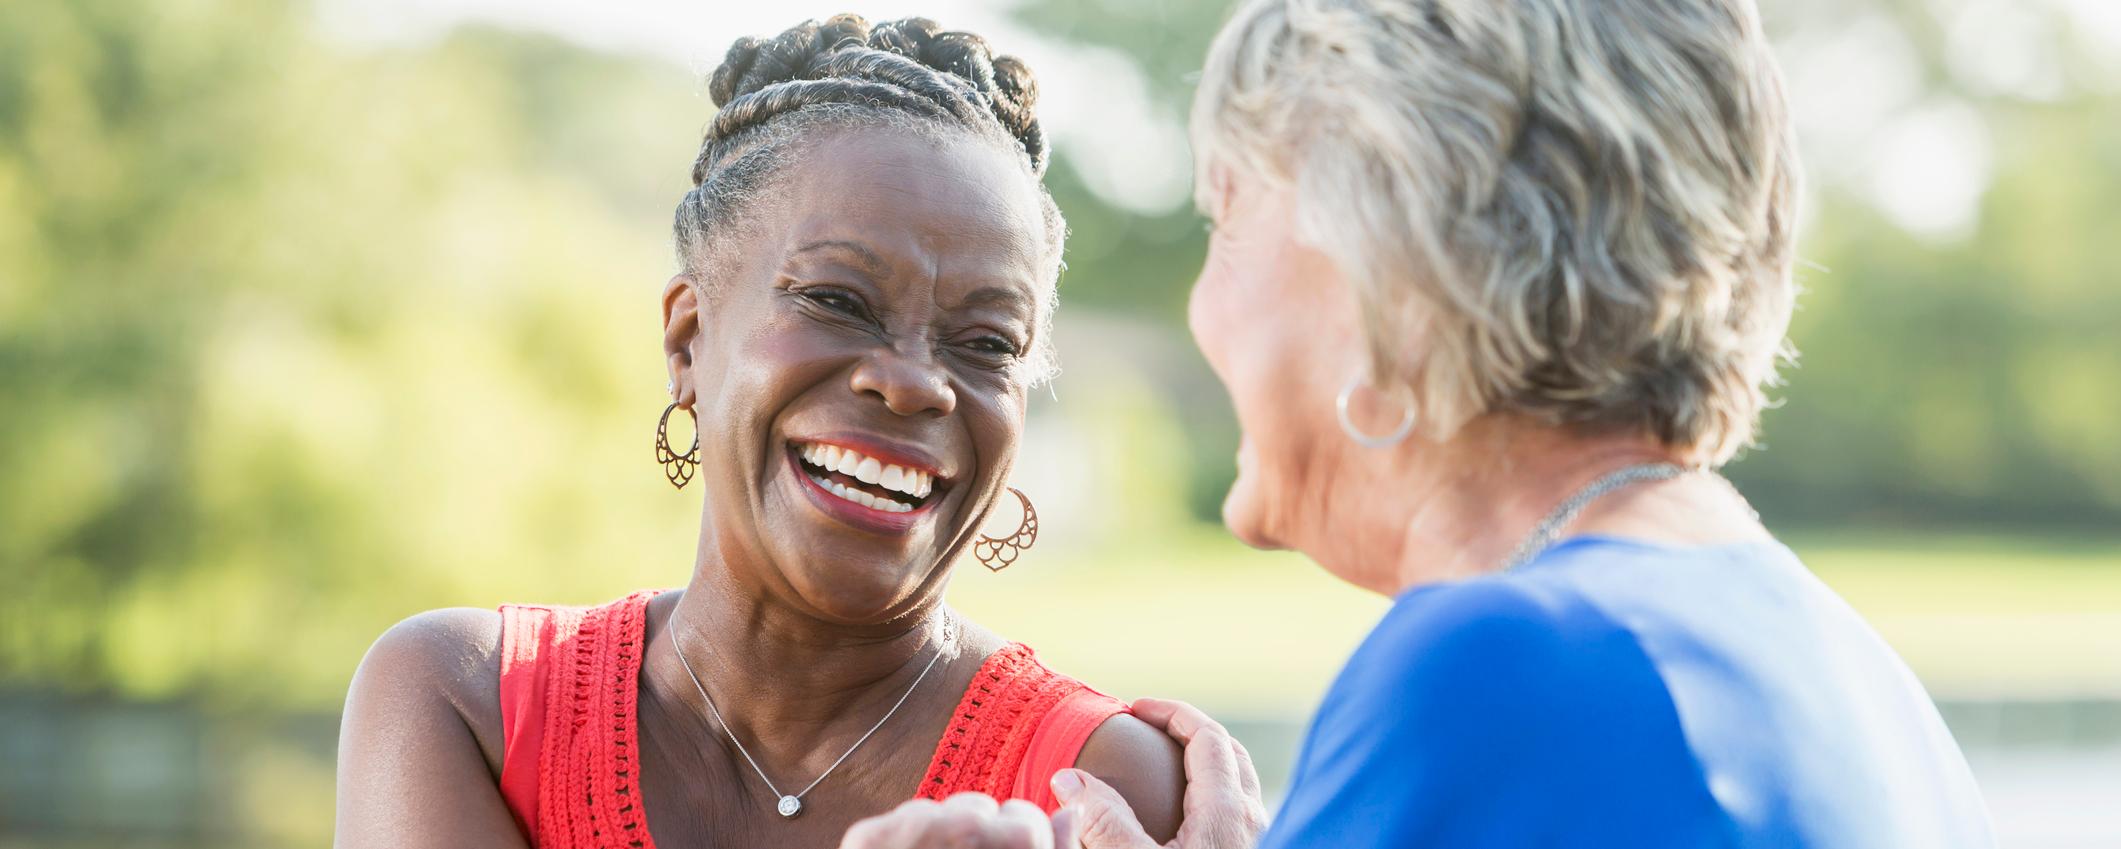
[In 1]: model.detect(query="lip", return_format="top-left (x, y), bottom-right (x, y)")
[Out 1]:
top-left (785, 445), bottom-right (943, 536)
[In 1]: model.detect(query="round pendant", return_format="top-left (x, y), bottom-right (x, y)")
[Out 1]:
top-left (776, 795), bottom-right (803, 818)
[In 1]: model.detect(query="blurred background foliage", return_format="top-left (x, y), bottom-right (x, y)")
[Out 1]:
top-left (1, 0), bottom-right (2118, 846)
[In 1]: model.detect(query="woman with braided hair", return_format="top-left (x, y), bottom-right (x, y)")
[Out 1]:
top-left (333, 15), bottom-right (1184, 849)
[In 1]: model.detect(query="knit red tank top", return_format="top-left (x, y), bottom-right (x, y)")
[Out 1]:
top-left (494, 590), bottom-right (1126, 847)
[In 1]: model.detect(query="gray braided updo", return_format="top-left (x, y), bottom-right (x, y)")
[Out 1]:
top-left (675, 17), bottom-right (1066, 346)
top-left (674, 15), bottom-right (1065, 381)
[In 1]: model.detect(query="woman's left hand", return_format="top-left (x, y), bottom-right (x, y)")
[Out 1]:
top-left (840, 697), bottom-right (1266, 849)
top-left (840, 792), bottom-right (1080, 849)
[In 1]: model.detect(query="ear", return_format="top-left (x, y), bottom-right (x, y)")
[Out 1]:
top-left (662, 274), bottom-right (702, 409)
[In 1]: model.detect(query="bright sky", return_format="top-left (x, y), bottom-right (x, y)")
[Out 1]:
top-left (316, 0), bottom-right (2121, 242)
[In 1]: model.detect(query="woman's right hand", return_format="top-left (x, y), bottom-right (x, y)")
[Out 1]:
top-left (1058, 698), bottom-right (1269, 849)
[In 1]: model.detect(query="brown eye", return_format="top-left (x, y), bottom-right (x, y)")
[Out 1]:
top-left (803, 288), bottom-right (866, 317)
top-left (967, 336), bottom-right (1020, 357)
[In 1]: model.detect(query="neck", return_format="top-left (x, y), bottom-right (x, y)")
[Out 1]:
top-left (642, 521), bottom-right (966, 770)
top-left (1313, 417), bottom-right (1690, 595)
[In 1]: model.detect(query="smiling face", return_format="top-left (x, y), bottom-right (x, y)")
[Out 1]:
top-left (1187, 172), bottom-right (1373, 556)
top-left (664, 128), bottom-right (1051, 624)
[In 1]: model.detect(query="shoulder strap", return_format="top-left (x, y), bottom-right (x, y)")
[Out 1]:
top-left (915, 643), bottom-right (1128, 813)
top-left (496, 603), bottom-right (568, 842)
top-left (503, 591), bottom-right (663, 849)
top-left (1011, 686), bottom-right (1127, 811)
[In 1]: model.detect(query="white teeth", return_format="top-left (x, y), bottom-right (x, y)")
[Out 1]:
top-left (796, 442), bottom-right (940, 512)
top-left (822, 479), bottom-right (911, 513)
top-left (876, 465), bottom-right (930, 499)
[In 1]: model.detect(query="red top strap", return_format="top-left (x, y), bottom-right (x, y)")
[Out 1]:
top-left (914, 643), bottom-right (1126, 811)
top-left (498, 590), bottom-right (662, 848)
top-left (495, 592), bottom-right (1124, 847)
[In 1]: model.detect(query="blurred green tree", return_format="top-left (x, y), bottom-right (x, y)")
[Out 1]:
top-left (0, 0), bottom-right (709, 707)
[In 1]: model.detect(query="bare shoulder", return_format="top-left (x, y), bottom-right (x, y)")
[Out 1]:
top-left (349, 608), bottom-right (508, 770)
top-left (1074, 710), bottom-right (1187, 843)
top-left (337, 607), bottom-right (526, 848)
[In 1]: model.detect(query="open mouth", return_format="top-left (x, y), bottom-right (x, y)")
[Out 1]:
top-left (789, 440), bottom-right (944, 515)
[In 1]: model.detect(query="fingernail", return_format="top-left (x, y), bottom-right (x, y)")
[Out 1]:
top-left (1050, 768), bottom-right (1084, 800)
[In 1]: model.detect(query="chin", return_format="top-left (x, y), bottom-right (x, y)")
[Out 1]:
top-left (759, 440), bottom-right (960, 622)
top-left (782, 555), bottom-right (933, 624)
top-left (1220, 472), bottom-right (1284, 551)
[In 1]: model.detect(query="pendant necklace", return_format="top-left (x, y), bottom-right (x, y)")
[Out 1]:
top-left (667, 610), bottom-right (956, 819)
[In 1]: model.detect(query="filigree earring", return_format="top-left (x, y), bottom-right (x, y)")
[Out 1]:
top-left (973, 488), bottom-right (1038, 572)
top-left (655, 401), bottom-right (700, 489)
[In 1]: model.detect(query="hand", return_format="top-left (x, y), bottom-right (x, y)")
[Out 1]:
top-left (1052, 698), bottom-right (1268, 849)
top-left (840, 792), bottom-right (1082, 849)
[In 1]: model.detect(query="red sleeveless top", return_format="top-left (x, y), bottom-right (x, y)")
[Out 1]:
top-left (495, 590), bottom-right (1127, 847)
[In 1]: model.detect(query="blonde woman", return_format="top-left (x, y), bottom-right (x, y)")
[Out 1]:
top-left (842, 0), bottom-right (1995, 847)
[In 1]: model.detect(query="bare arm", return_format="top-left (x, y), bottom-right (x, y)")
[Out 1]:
top-left (1072, 712), bottom-right (1188, 843)
top-left (334, 608), bottom-right (528, 849)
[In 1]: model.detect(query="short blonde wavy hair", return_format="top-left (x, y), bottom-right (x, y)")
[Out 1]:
top-left (1193, 0), bottom-right (1800, 464)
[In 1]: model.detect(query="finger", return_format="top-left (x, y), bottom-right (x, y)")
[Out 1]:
top-left (1228, 735), bottom-right (1263, 799)
top-left (1178, 727), bottom-right (1270, 835)
top-left (840, 800), bottom-right (939, 849)
top-left (1049, 805), bottom-right (1081, 848)
top-left (997, 798), bottom-right (1057, 849)
top-left (922, 792), bottom-right (1009, 849)
top-left (940, 791), bottom-right (1003, 816)
top-left (1051, 769), bottom-right (1158, 849)
top-left (1128, 698), bottom-right (1229, 747)
top-left (1181, 726), bottom-right (1245, 793)
top-left (1129, 699), bottom-right (1265, 837)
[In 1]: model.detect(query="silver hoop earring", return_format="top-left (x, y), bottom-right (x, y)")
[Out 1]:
top-left (1336, 377), bottom-right (1416, 448)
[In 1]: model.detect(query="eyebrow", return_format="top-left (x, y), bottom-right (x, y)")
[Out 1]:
top-left (791, 239), bottom-right (891, 277)
top-left (955, 286), bottom-right (1033, 315)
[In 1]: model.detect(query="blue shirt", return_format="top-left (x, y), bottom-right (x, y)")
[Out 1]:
top-left (1258, 536), bottom-right (1994, 848)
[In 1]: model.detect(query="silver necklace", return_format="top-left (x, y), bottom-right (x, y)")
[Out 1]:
top-left (1500, 462), bottom-right (1688, 571)
top-left (666, 610), bottom-right (955, 819)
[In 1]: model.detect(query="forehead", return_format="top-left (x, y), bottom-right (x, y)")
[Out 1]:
top-left (776, 128), bottom-right (1048, 284)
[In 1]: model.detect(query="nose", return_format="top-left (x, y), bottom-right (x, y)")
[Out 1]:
top-left (848, 346), bottom-right (957, 418)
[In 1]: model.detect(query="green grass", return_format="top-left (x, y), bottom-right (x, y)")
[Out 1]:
top-left (1791, 532), bottom-right (2121, 698)
top-left (947, 528), bottom-right (2121, 717)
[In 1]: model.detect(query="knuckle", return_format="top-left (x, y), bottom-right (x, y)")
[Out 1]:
top-left (998, 798), bottom-right (1047, 824)
top-left (995, 822), bottom-right (1042, 849)
top-left (944, 791), bottom-right (1001, 811)
top-left (933, 818), bottom-right (984, 848)
top-left (840, 818), bottom-right (889, 848)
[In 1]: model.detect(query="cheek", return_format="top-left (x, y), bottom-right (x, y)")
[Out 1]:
top-left (1188, 240), bottom-right (1273, 395)
top-left (1193, 240), bottom-right (1321, 433)
top-left (966, 389), bottom-right (1025, 483)
top-left (1191, 239), bottom-right (1335, 547)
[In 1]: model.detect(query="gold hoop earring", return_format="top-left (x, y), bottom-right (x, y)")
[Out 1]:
top-left (655, 402), bottom-right (700, 489)
top-left (973, 488), bottom-right (1039, 572)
